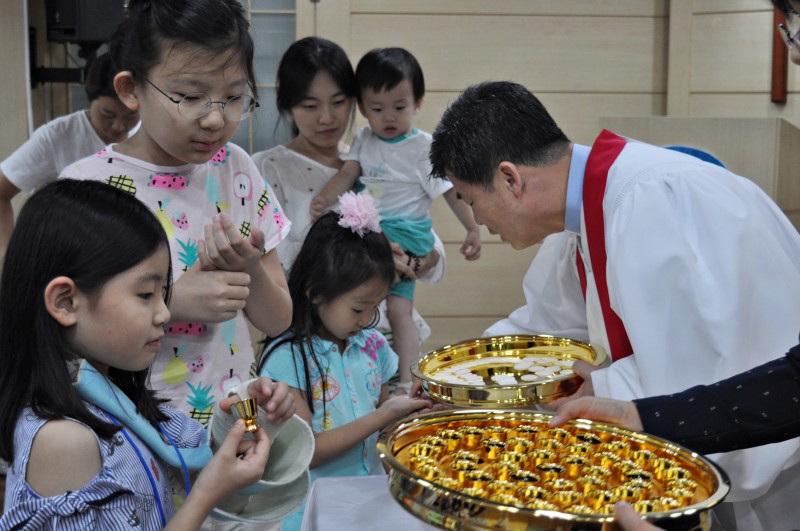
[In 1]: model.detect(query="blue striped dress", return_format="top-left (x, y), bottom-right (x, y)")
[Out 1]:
top-left (1, 403), bottom-right (205, 530)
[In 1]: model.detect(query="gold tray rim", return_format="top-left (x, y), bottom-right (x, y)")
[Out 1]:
top-left (411, 334), bottom-right (608, 407)
top-left (377, 409), bottom-right (731, 527)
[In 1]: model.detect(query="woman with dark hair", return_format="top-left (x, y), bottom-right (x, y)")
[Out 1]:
top-left (252, 37), bottom-right (446, 367)
top-left (253, 36), bottom-right (359, 271)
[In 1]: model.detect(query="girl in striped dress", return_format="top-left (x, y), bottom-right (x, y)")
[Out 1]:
top-left (0, 180), bottom-right (295, 530)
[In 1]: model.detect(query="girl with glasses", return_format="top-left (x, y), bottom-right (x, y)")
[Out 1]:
top-left (58, 2), bottom-right (293, 524)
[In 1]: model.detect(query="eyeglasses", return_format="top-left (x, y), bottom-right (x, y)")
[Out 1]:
top-left (778, 9), bottom-right (800, 48)
top-left (144, 78), bottom-right (259, 121)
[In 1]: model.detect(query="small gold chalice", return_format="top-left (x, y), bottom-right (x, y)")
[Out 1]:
top-left (232, 397), bottom-right (261, 433)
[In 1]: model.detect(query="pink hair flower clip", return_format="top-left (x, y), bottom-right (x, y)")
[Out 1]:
top-left (337, 191), bottom-right (382, 237)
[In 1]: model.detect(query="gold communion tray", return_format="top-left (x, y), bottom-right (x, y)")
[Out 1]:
top-left (411, 335), bottom-right (606, 407)
top-left (378, 409), bottom-right (730, 531)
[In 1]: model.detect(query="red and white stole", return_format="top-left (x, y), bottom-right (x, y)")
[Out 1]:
top-left (575, 130), bottom-right (633, 362)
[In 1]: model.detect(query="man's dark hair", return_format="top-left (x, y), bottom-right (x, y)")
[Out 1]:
top-left (429, 81), bottom-right (570, 189)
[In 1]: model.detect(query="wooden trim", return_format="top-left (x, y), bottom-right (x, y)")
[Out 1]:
top-left (772, 9), bottom-right (789, 103)
top-left (295, 0), bottom-right (315, 39)
top-left (0, 0), bottom-right (29, 157)
top-left (315, 0), bottom-right (351, 48)
top-left (667, 0), bottom-right (692, 115)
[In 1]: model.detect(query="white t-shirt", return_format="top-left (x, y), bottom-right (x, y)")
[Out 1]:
top-left (1, 111), bottom-right (105, 192)
top-left (342, 127), bottom-right (451, 221)
top-left (253, 144), bottom-right (341, 272)
top-left (254, 143), bottom-right (447, 282)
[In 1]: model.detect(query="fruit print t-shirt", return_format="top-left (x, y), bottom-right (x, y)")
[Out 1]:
top-left (59, 143), bottom-right (290, 422)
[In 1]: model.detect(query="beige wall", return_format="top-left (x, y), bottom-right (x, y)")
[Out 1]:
top-left (1, 1), bottom-right (29, 161)
top-left (3, 0), bottom-right (797, 353)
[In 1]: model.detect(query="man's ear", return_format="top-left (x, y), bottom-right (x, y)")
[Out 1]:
top-left (44, 277), bottom-right (81, 327)
top-left (114, 71), bottom-right (140, 112)
top-left (496, 161), bottom-right (524, 198)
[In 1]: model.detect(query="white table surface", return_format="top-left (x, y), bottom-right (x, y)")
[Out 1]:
top-left (300, 475), bottom-right (439, 531)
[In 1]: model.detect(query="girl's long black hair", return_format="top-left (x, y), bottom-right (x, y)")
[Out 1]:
top-left (257, 211), bottom-right (394, 414)
top-left (0, 180), bottom-right (172, 462)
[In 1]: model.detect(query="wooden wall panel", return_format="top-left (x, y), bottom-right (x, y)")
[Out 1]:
top-left (696, 0), bottom-right (772, 14)
top-left (350, 1), bottom-right (667, 17)
top-left (349, 14), bottom-right (667, 94)
top-left (689, 94), bottom-right (800, 121)
top-left (413, 93), bottom-right (666, 149)
top-left (415, 242), bottom-right (538, 351)
top-left (691, 11), bottom-right (772, 93)
top-left (422, 317), bottom-right (506, 353)
top-left (416, 243), bottom-right (537, 316)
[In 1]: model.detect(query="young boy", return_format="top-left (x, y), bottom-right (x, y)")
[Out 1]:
top-left (311, 47), bottom-right (481, 393)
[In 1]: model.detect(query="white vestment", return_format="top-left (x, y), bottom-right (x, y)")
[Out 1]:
top-left (486, 135), bottom-right (800, 530)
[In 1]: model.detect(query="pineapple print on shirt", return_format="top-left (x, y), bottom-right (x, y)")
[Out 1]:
top-left (256, 186), bottom-right (287, 230)
top-left (106, 175), bottom-right (137, 195)
top-left (206, 173), bottom-right (230, 214)
top-left (59, 142), bottom-right (288, 419)
top-left (176, 238), bottom-right (199, 272)
top-left (186, 381), bottom-right (215, 425)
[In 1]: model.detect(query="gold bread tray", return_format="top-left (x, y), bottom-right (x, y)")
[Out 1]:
top-left (378, 409), bottom-right (730, 531)
top-left (411, 335), bottom-right (606, 407)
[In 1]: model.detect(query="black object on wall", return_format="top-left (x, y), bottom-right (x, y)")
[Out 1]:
top-left (31, 0), bottom-right (125, 87)
top-left (44, 0), bottom-right (125, 44)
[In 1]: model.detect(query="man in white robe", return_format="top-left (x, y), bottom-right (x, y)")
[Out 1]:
top-left (429, 81), bottom-right (800, 531)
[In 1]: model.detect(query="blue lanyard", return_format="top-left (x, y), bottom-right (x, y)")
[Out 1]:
top-left (106, 413), bottom-right (167, 527)
top-left (158, 423), bottom-right (192, 496)
top-left (104, 413), bottom-right (193, 526)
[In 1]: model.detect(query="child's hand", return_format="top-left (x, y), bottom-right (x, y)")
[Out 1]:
top-left (310, 195), bottom-right (328, 221)
top-left (200, 214), bottom-right (265, 274)
top-left (192, 420), bottom-right (270, 501)
top-left (169, 263), bottom-right (250, 322)
top-left (391, 242), bottom-right (417, 282)
top-left (220, 378), bottom-right (296, 425)
top-left (248, 377), bottom-right (296, 424)
top-left (407, 378), bottom-right (450, 416)
top-left (460, 227), bottom-right (481, 261)
top-left (379, 394), bottom-right (434, 421)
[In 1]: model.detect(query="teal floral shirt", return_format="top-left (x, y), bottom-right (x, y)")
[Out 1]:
top-left (261, 329), bottom-right (398, 479)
